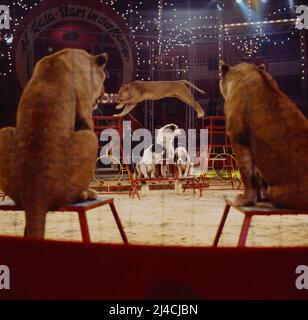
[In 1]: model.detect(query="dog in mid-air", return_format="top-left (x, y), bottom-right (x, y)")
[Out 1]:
top-left (114, 80), bottom-right (205, 118)
top-left (174, 147), bottom-right (192, 178)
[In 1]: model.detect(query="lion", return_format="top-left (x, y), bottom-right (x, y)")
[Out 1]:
top-left (114, 80), bottom-right (205, 118)
top-left (0, 48), bottom-right (108, 238)
top-left (220, 62), bottom-right (308, 209)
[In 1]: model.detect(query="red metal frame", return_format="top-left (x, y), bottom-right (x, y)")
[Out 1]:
top-left (182, 175), bottom-right (208, 197)
top-left (93, 115), bottom-right (139, 198)
top-left (93, 115), bottom-right (123, 142)
top-left (201, 116), bottom-right (242, 190)
top-left (0, 197), bottom-right (128, 244)
top-left (93, 116), bottom-right (233, 198)
top-left (130, 176), bottom-right (208, 198)
top-left (201, 115), bottom-right (230, 149)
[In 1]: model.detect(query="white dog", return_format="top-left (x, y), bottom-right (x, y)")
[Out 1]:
top-left (174, 147), bottom-right (191, 178)
top-left (134, 145), bottom-right (163, 179)
top-left (156, 124), bottom-right (182, 178)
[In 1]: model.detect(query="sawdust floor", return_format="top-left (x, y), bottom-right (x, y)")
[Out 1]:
top-left (1, 187), bottom-right (308, 247)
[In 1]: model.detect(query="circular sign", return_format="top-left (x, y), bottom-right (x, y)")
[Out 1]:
top-left (15, 4), bottom-right (134, 88)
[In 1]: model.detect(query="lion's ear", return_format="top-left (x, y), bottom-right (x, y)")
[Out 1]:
top-left (96, 53), bottom-right (108, 67)
top-left (258, 63), bottom-right (267, 71)
top-left (221, 63), bottom-right (230, 76)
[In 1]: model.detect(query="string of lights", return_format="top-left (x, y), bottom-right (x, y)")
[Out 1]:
top-left (225, 26), bottom-right (270, 58)
top-left (0, 1), bottom-right (219, 78)
top-left (224, 7), bottom-right (298, 59)
top-left (0, 1), bottom-right (305, 80)
top-left (157, 0), bottom-right (163, 56)
top-left (0, 1), bottom-right (44, 76)
top-left (300, 30), bottom-right (306, 81)
top-left (218, 2), bottom-right (224, 79)
top-left (225, 26), bottom-right (297, 58)
top-left (266, 4), bottom-right (297, 21)
top-left (248, 0), bottom-right (252, 22)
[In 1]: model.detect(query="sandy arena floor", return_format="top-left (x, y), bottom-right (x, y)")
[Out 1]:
top-left (0, 187), bottom-right (308, 247)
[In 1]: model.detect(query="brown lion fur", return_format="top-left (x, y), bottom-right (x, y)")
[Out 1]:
top-left (115, 80), bottom-right (205, 118)
top-left (220, 62), bottom-right (308, 209)
top-left (0, 48), bottom-right (108, 237)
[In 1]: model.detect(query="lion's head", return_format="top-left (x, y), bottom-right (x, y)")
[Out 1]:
top-left (33, 48), bottom-right (108, 110)
top-left (219, 62), bottom-right (268, 100)
top-left (116, 84), bottom-right (130, 104)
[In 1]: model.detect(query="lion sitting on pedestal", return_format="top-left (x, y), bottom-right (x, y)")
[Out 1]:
top-left (0, 48), bottom-right (108, 238)
top-left (220, 62), bottom-right (308, 209)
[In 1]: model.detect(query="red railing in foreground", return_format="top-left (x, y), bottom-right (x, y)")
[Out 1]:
top-left (0, 235), bottom-right (307, 300)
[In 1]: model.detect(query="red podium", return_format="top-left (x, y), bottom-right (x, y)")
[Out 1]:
top-left (214, 199), bottom-right (308, 247)
top-left (0, 196), bottom-right (128, 244)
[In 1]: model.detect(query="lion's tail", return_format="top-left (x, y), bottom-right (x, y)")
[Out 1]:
top-left (180, 80), bottom-right (205, 94)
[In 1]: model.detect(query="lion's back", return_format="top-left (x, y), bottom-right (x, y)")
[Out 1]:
top-left (11, 49), bottom-right (98, 207)
top-left (227, 66), bottom-right (308, 185)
